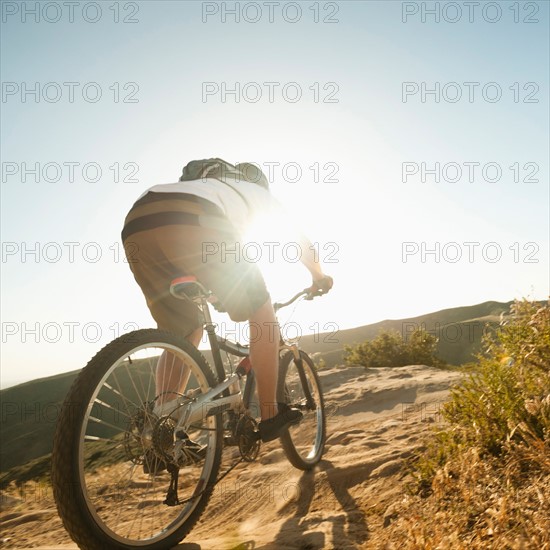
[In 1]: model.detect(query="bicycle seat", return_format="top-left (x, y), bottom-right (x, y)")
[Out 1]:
top-left (169, 276), bottom-right (209, 301)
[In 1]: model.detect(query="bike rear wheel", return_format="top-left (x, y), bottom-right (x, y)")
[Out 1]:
top-left (52, 329), bottom-right (222, 549)
top-left (277, 350), bottom-right (326, 470)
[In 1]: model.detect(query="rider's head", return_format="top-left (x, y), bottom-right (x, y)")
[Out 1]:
top-left (235, 162), bottom-right (269, 190)
top-left (180, 159), bottom-right (269, 190)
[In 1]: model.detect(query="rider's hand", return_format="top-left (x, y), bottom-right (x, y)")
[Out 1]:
top-left (308, 275), bottom-right (333, 296)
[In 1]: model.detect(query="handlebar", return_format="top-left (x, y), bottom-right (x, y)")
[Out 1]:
top-left (273, 287), bottom-right (327, 312)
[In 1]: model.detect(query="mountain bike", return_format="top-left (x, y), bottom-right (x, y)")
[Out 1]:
top-left (51, 276), bottom-right (327, 549)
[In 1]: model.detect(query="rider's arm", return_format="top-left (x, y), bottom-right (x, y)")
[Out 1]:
top-left (297, 232), bottom-right (333, 292)
top-left (298, 232), bottom-right (324, 280)
top-left (264, 192), bottom-right (333, 291)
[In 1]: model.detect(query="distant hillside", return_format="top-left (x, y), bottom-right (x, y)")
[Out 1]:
top-left (0, 300), bottom-right (513, 477)
top-left (0, 370), bottom-right (78, 475)
top-left (298, 300), bottom-right (512, 367)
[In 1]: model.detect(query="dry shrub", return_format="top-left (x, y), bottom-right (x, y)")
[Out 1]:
top-left (382, 300), bottom-right (550, 549)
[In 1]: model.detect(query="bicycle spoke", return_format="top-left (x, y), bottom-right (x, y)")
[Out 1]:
top-left (87, 415), bottom-right (127, 434)
top-left (84, 435), bottom-right (124, 446)
top-left (93, 397), bottom-right (132, 420)
top-left (104, 378), bottom-right (140, 412)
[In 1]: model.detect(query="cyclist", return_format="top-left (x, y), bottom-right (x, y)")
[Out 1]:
top-left (121, 158), bottom-right (333, 447)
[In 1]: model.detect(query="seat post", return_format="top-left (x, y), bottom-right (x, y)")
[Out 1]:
top-left (201, 301), bottom-right (226, 384)
top-left (200, 296), bottom-right (213, 326)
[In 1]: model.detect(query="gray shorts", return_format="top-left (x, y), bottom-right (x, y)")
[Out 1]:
top-left (121, 192), bottom-right (270, 337)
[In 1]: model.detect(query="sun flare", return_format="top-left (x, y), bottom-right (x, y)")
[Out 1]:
top-left (241, 212), bottom-right (305, 297)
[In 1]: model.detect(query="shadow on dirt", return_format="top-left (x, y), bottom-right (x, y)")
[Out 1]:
top-left (268, 458), bottom-right (374, 549)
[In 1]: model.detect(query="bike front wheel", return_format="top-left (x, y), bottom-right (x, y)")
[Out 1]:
top-left (277, 350), bottom-right (326, 470)
top-left (51, 329), bottom-right (222, 550)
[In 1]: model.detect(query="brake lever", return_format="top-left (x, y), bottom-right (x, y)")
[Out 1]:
top-left (304, 289), bottom-right (324, 301)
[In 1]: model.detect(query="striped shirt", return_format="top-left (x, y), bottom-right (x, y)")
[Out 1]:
top-left (140, 177), bottom-right (282, 235)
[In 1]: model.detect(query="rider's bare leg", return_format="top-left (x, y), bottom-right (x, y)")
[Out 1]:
top-left (249, 298), bottom-right (280, 421)
top-left (156, 327), bottom-right (203, 404)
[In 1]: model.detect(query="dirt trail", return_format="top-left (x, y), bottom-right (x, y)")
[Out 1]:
top-left (0, 364), bottom-right (462, 549)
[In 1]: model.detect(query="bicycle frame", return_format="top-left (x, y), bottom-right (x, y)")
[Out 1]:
top-left (152, 286), bottom-right (312, 433)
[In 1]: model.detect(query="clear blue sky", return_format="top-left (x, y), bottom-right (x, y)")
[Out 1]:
top-left (1, 1), bottom-right (549, 387)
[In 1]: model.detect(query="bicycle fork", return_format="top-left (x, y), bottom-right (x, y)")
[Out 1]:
top-left (282, 343), bottom-right (316, 411)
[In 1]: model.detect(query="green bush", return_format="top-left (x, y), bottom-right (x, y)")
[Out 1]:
top-left (443, 299), bottom-right (550, 456)
top-left (343, 328), bottom-right (443, 368)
